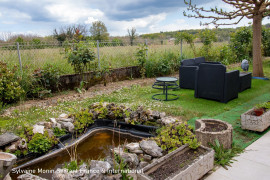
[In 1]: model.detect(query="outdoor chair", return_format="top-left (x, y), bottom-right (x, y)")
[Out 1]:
top-left (179, 57), bottom-right (221, 89)
top-left (194, 63), bottom-right (240, 103)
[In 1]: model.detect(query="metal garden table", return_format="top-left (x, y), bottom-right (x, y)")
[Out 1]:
top-left (152, 77), bottom-right (179, 101)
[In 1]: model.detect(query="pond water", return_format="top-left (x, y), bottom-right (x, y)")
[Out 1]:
top-left (11, 129), bottom-right (141, 179)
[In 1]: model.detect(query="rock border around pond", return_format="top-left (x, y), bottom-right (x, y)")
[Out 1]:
top-left (241, 108), bottom-right (270, 132)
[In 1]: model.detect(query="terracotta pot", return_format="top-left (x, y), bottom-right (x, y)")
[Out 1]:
top-left (254, 108), bottom-right (264, 116)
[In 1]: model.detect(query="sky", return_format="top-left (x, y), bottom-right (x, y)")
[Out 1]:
top-left (1, 0), bottom-right (270, 38)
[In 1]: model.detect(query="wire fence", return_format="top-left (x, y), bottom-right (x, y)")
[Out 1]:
top-left (0, 39), bottom-right (195, 75)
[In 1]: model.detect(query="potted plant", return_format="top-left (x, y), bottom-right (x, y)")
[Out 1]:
top-left (254, 101), bottom-right (270, 116)
top-left (241, 101), bottom-right (270, 132)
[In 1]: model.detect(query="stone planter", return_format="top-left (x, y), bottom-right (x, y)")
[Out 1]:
top-left (137, 145), bottom-right (214, 180)
top-left (195, 119), bottom-right (233, 149)
top-left (241, 108), bottom-right (270, 132)
top-left (0, 152), bottom-right (17, 180)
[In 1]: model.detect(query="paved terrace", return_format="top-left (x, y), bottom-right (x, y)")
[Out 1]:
top-left (206, 130), bottom-right (270, 180)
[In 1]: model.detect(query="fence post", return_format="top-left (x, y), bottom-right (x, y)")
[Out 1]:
top-left (145, 39), bottom-right (148, 59)
top-left (180, 39), bottom-right (183, 57)
top-left (97, 40), bottom-right (100, 69)
top-left (16, 42), bottom-right (23, 73)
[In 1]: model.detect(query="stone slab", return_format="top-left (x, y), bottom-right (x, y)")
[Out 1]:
top-left (205, 131), bottom-right (270, 180)
top-left (0, 133), bottom-right (20, 147)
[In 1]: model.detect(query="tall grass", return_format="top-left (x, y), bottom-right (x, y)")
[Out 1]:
top-left (0, 42), bottom-right (206, 75)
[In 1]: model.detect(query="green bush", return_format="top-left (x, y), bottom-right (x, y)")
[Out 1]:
top-left (73, 110), bottom-right (94, 134)
top-left (65, 41), bottom-right (96, 73)
top-left (28, 131), bottom-right (57, 154)
top-left (53, 127), bottom-right (67, 137)
top-left (0, 61), bottom-right (25, 104)
top-left (230, 27), bottom-right (252, 62)
top-left (144, 52), bottom-right (180, 77)
top-left (135, 44), bottom-right (148, 78)
top-left (218, 45), bottom-right (237, 65)
top-left (262, 27), bottom-right (270, 56)
top-left (33, 64), bottom-right (62, 91)
top-left (153, 123), bottom-right (200, 153)
top-left (209, 139), bottom-right (242, 169)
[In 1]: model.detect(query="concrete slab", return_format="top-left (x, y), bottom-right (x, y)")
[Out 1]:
top-left (205, 130), bottom-right (270, 180)
top-left (206, 157), bottom-right (270, 180)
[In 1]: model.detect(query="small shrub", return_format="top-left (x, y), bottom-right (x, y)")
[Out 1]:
top-left (0, 61), bottom-right (24, 104)
top-left (218, 45), bottom-right (237, 65)
top-left (30, 64), bottom-right (63, 98)
top-left (73, 110), bottom-right (94, 134)
top-left (135, 44), bottom-right (148, 78)
top-left (65, 41), bottom-right (96, 74)
top-left (64, 160), bottom-right (78, 172)
top-left (153, 122), bottom-right (200, 153)
top-left (230, 27), bottom-right (252, 62)
top-left (53, 127), bottom-right (67, 137)
top-left (209, 139), bottom-right (243, 169)
top-left (28, 131), bottom-right (57, 154)
top-left (262, 27), bottom-right (270, 56)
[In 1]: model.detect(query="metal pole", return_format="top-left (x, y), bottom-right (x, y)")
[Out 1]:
top-left (97, 40), bottom-right (100, 69)
top-left (145, 39), bottom-right (148, 59)
top-left (180, 39), bottom-right (183, 57)
top-left (16, 42), bottom-right (23, 73)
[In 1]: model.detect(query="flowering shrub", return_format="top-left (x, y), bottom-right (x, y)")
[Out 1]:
top-left (0, 61), bottom-right (24, 104)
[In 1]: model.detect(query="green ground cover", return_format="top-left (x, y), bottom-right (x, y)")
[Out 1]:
top-left (0, 59), bottom-right (269, 151)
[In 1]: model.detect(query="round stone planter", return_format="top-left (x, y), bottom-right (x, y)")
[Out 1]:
top-left (195, 119), bottom-right (233, 149)
top-left (0, 152), bottom-right (17, 180)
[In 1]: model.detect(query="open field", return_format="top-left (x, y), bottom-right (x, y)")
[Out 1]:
top-left (0, 41), bottom-right (224, 75)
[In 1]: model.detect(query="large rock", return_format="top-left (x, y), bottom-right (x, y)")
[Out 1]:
top-left (52, 168), bottom-right (73, 180)
top-left (59, 121), bottom-right (74, 133)
top-left (102, 174), bottom-right (122, 180)
top-left (112, 147), bottom-right (124, 155)
top-left (138, 161), bottom-right (149, 169)
top-left (33, 125), bottom-right (45, 134)
top-left (159, 116), bottom-right (177, 125)
top-left (0, 133), bottom-right (20, 147)
top-left (89, 167), bottom-right (104, 180)
top-left (90, 160), bottom-right (111, 173)
top-left (120, 152), bottom-right (139, 169)
top-left (49, 118), bottom-right (57, 125)
top-left (5, 144), bottom-right (17, 153)
top-left (125, 143), bottom-right (141, 152)
top-left (17, 173), bottom-right (47, 180)
top-left (58, 118), bottom-right (74, 123)
top-left (58, 113), bottom-right (69, 119)
top-left (140, 140), bottom-right (163, 158)
top-left (18, 139), bottom-right (27, 150)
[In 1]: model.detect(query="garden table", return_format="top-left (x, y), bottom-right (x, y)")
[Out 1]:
top-left (152, 77), bottom-right (179, 101)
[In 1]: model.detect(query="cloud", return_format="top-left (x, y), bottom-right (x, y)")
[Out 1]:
top-left (1, 0), bottom-right (269, 37)
top-left (45, 3), bottom-right (104, 23)
top-left (107, 13), bottom-right (167, 36)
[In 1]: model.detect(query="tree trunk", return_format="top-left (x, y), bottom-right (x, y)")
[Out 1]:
top-left (252, 14), bottom-right (264, 77)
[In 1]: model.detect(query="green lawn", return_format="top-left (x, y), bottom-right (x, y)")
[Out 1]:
top-left (1, 59), bottom-right (270, 151)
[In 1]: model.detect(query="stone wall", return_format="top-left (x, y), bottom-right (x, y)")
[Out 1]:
top-left (59, 66), bottom-right (141, 90)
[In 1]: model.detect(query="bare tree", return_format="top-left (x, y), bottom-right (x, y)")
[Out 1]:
top-left (184, 0), bottom-right (270, 77)
top-left (127, 27), bottom-right (137, 46)
top-left (0, 32), bottom-right (12, 42)
top-left (53, 24), bottom-right (88, 44)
